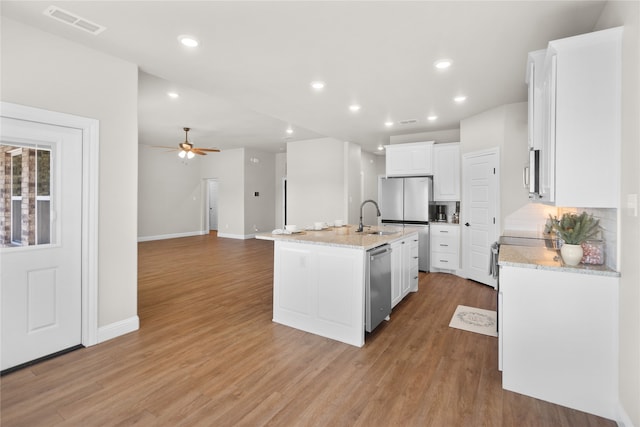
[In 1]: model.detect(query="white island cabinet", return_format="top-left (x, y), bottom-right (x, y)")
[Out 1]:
top-left (498, 245), bottom-right (619, 419)
top-left (257, 226), bottom-right (419, 347)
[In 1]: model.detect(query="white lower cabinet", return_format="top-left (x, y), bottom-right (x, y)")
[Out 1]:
top-left (390, 233), bottom-right (419, 308)
top-left (430, 224), bottom-right (460, 271)
top-left (273, 241), bottom-right (366, 347)
top-left (499, 265), bottom-right (619, 419)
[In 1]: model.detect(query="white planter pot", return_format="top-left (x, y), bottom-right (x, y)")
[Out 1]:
top-left (560, 244), bottom-right (583, 266)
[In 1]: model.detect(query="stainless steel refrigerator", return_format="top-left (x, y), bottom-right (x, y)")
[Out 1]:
top-left (379, 177), bottom-right (433, 271)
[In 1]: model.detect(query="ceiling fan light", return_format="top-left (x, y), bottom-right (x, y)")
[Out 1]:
top-left (179, 150), bottom-right (186, 158)
top-left (187, 151), bottom-right (195, 159)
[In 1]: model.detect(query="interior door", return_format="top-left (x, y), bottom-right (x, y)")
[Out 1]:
top-left (1, 117), bottom-right (82, 371)
top-left (208, 179), bottom-right (219, 231)
top-left (462, 149), bottom-right (498, 288)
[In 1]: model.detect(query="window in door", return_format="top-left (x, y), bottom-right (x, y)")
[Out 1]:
top-left (2, 145), bottom-right (52, 247)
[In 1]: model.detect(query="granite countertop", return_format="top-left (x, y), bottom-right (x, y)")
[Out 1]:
top-left (255, 225), bottom-right (420, 250)
top-left (498, 244), bottom-right (620, 277)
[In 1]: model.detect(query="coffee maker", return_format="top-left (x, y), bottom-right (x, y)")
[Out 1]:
top-left (435, 205), bottom-right (447, 222)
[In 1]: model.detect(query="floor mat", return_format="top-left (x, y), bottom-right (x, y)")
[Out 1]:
top-left (449, 305), bottom-right (498, 337)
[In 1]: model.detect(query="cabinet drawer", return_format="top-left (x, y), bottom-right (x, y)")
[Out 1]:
top-left (431, 252), bottom-right (460, 269)
top-left (431, 234), bottom-right (458, 254)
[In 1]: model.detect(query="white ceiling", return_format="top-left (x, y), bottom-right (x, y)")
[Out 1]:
top-left (1, 1), bottom-right (606, 154)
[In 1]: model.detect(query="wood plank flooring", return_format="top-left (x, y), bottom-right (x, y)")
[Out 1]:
top-left (1, 232), bottom-right (616, 426)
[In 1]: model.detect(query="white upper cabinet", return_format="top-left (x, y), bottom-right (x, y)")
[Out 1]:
top-left (526, 50), bottom-right (546, 151)
top-left (385, 141), bottom-right (434, 176)
top-left (528, 27), bottom-right (622, 207)
top-left (433, 143), bottom-right (460, 201)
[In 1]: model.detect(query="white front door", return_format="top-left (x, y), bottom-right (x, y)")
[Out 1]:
top-left (462, 149), bottom-right (498, 288)
top-left (1, 117), bottom-right (83, 371)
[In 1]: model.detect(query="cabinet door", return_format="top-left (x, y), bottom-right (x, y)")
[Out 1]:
top-left (500, 266), bottom-right (618, 418)
top-left (532, 28), bottom-right (621, 207)
top-left (526, 50), bottom-right (545, 151)
top-left (390, 241), bottom-right (402, 307)
top-left (433, 143), bottom-right (460, 201)
top-left (400, 239), bottom-right (412, 297)
top-left (385, 142), bottom-right (434, 176)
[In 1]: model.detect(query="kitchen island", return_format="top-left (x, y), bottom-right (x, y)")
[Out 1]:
top-left (256, 225), bottom-right (419, 347)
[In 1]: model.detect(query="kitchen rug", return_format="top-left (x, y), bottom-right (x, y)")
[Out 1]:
top-left (449, 305), bottom-right (498, 337)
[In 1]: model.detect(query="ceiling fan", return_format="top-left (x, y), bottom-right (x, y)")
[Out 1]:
top-left (154, 127), bottom-right (220, 158)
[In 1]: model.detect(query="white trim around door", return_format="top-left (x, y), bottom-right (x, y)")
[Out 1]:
top-left (1, 102), bottom-right (100, 347)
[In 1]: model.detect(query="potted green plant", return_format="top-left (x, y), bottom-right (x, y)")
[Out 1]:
top-left (549, 212), bottom-right (600, 266)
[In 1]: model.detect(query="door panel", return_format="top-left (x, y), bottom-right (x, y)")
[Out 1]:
top-left (1, 117), bottom-right (82, 371)
top-left (462, 150), bottom-right (498, 287)
top-left (379, 177), bottom-right (403, 221)
top-left (403, 177), bottom-right (431, 222)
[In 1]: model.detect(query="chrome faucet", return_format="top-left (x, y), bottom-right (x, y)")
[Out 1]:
top-left (357, 199), bottom-right (381, 232)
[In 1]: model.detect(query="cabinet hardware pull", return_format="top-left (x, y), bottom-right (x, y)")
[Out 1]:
top-left (440, 230), bottom-right (449, 233)
top-left (414, 276), bottom-right (418, 279)
top-left (440, 244), bottom-right (448, 247)
top-left (440, 260), bottom-right (448, 262)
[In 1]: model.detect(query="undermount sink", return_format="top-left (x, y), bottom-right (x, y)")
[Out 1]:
top-left (366, 231), bottom-right (398, 236)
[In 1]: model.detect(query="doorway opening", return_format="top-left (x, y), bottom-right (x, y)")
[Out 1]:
top-left (206, 179), bottom-right (219, 234)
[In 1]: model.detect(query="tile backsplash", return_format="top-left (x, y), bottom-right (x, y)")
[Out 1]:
top-left (504, 203), bottom-right (618, 271)
top-left (559, 207), bottom-right (618, 271)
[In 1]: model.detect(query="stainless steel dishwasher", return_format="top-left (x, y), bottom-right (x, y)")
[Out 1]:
top-left (365, 244), bottom-right (392, 333)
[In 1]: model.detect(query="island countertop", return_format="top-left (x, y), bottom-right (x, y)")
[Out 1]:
top-left (255, 224), bottom-right (420, 250)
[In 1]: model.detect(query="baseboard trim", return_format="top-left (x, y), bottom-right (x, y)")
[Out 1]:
top-left (617, 402), bottom-right (635, 427)
top-left (217, 232), bottom-right (256, 240)
top-left (97, 316), bottom-right (140, 344)
top-left (138, 230), bottom-right (207, 242)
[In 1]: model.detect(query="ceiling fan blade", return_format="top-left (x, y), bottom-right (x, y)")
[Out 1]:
top-left (191, 148), bottom-right (208, 156)
top-left (150, 145), bottom-right (178, 150)
top-left (196, 148), bottom-right (220, 152)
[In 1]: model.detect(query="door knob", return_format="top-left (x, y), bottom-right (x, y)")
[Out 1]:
top-left (465, 222), bottom-right (470, 227)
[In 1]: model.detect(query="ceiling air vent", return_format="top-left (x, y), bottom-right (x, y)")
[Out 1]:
top-left (399, 119), bottom-right (418, 125)
top-left (43, 6), bottom-right (106, 35)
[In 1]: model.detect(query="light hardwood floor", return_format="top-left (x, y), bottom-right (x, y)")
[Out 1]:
top-left (1, 233), bottom-right (615, 426)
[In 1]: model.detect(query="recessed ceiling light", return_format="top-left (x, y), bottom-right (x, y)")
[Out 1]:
top-left (286, 128), bottom-right (293, 134)
top-left (349, 104), bottom-right (361, 112)
top-left (384, 121), bottom-right (394, 127)
top-left (427, 115), bottom-right (438, 121)
top-left (178, 35), bottom-right (199, 47)
top-left (167, 92), bottom-right (179, 99)
top-left (311, 81), bottom-right (325, 90)
top-left (434, 59), bottom-right (452, 69)
top-left (454, 95), bottom-right (467, 103)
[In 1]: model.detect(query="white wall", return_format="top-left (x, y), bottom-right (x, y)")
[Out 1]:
top-left (595, 2), bottom-right (640, 426)
top-left (1, 18), bottom-right (139, 328)
top-left (361, 152), bottom-right (384, 226)
top-left (287, 138), bottom-right (346, 227)
top-left (275, 152), bottom-right (286, 229)
top-left (460, 102), bottom-right (531, 233)
top-left (244, 148), bottom-right (276, 235)
top-left (346, 142), bottom-right (362, 225)
top-left (138, 146), bottom-right (205, 239)
top-left (201, 148), bottom-right (245, 238)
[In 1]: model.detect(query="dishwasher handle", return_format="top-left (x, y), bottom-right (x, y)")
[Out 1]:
top-left (369, 245), bottom-right (391, 259)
